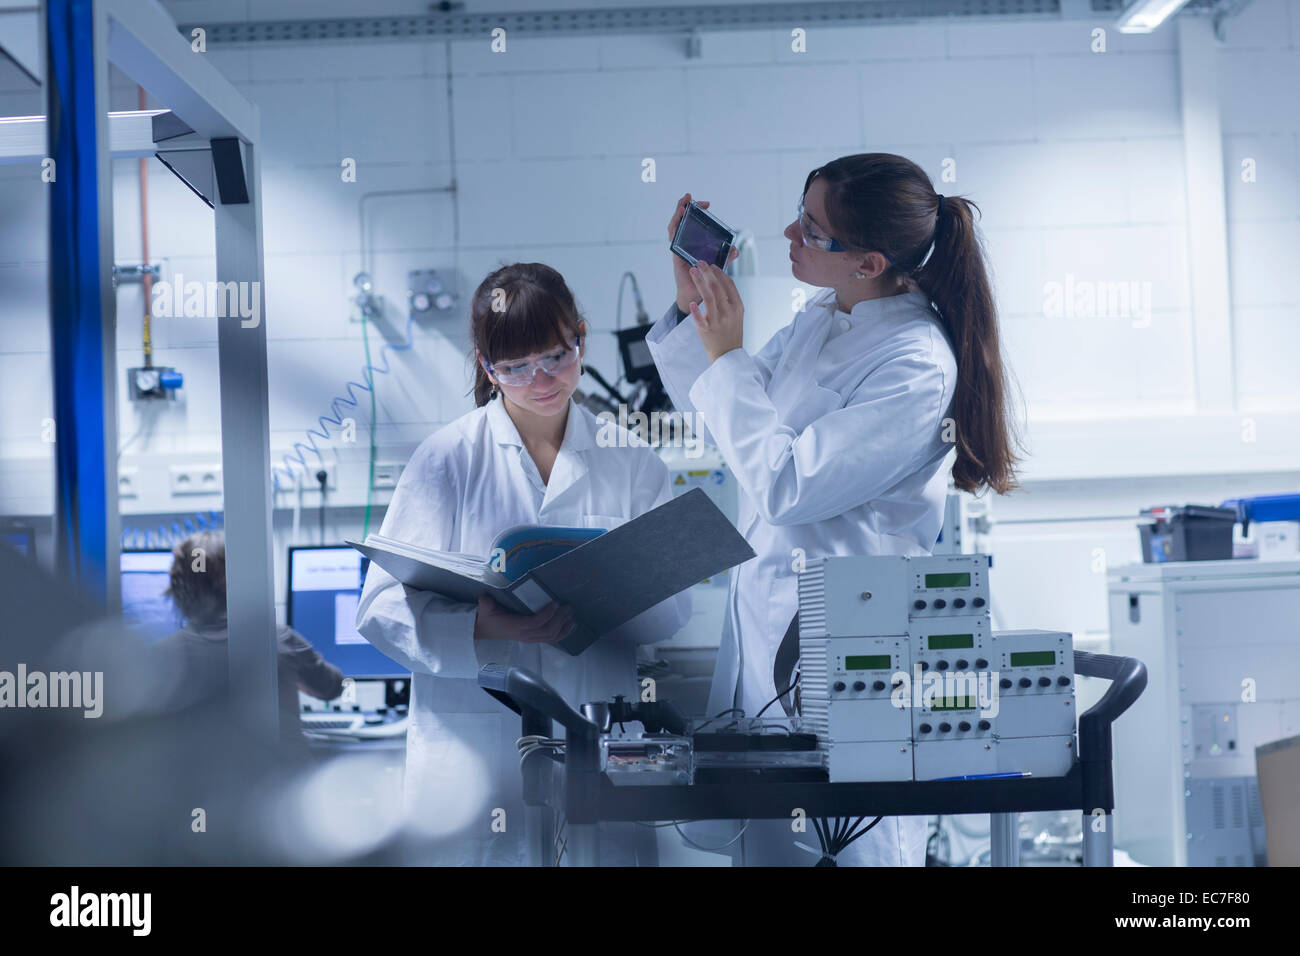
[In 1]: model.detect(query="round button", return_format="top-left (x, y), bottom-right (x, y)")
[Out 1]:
top-left (976, 658), bottom-right (988, 669)
top-left (852, 681), bottom-right (866, 692)
top-left (1019, 678), bottom-right (1032, 688)
top-left (956, 659), bottom-right (969, 669)
top-left (919, 723), bottom-right (932, 734)
top-left (972, 597), bottom-right (986, 608)
top-left (919, 661), bottom-right (930, 671)
top-left (913, 600), bottom-right (926, 610)
top-left (958, 721), bottom-right (971, 732)
top-left (938, 722), bottom-right (952, 733)
top-left (1057, 676), bottom-right (1071, 686)
top-left (936, 659), bottom-right (949, 671)
top-left (953, 598), bottom-right (966, 608)
top-left (1038, 677), bottom-right (1052, 687)
top-left (933, 599), bottom-right (947, 609)
top-left (872, 680), bottom-right (886, 691)
top-left (1000, 678), bottom-right (1012, 689)
top-left (978, 720), bottom-right (991, 731)
top-left (833, 681), bottom-right (846, 692)
top-left (840, 317), bottom-right (851, 331)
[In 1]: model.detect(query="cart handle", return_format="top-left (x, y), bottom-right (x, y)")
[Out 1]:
top-left (478, 663), bottom-right (602, 772)
top-left (1073, 651), bottom-right (1146, 815)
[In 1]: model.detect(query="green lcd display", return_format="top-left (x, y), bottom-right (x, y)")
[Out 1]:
top-left (844, 654), bottom-right (891, 671)
top-left (1010, 651), bottom-right (1055, 667)
top-left (928, 633), bottom-right (974, 650)
top-left (931, 696), bottom-right (976, 711)
top-left (924, 572), bottom-right (971, 589)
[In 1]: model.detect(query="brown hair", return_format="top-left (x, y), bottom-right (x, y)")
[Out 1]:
top-left (468, 263), bottom-right (585, 407)
top-left (164, 530), bottom-right (227, 629)
top-left (805, 153), bottom-right (1021, 494)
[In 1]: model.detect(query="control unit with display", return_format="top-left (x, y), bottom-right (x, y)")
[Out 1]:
top-left (798, 555), bottom-right (1077, 783)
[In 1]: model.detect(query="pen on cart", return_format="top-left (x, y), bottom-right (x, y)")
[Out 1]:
top-left (934, 771), bottom-right (1032, 781)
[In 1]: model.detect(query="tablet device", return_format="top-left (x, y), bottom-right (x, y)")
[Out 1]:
top-left (670, 200), bottom-right (737, 268)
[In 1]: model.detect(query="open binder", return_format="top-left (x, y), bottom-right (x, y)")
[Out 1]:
top-left (349, 488), bottom-right (754, 656)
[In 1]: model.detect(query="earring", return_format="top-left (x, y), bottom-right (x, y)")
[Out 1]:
top-left (579, 362), bottom-right (585, 375)
top-left (854, 271), bottom-right (866, 279)
top-left (489, 385), bottom-right (498, 400)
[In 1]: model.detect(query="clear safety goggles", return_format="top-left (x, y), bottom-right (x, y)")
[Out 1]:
top-left (484, 338), bottom-right (581, 387)
top-left (797, 196), bottom-right (848, 253)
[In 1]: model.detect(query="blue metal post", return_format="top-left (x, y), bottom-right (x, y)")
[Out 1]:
top-left (46, 0), bottom-right (119, 606)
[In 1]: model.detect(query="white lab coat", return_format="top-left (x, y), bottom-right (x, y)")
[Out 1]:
top-left (646, 286), bottom-right (958, 867)
top-left (355, 397), bottom-right (691, 865)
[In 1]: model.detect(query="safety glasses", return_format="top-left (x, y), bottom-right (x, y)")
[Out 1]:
top-left (797, 196), bottom-right (848, 253)
top-left (484, 338), bottom-right (581, 387)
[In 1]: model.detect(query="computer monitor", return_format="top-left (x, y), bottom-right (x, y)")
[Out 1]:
top-left (2, 524), bottom-right (35, 558)
top-left (287, 545), bottom-right (406, 678)
top-left (120, 549), bottom-right (179, 643)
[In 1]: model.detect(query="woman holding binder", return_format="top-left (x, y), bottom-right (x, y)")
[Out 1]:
top-left (646, 154), bottom-right (1020, 867)
top-left (356, 262), bottom-right (690, 865)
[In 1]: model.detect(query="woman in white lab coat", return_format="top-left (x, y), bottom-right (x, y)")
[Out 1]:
top-left (356, 262), bottom-right (690, 866)
top-left (646, 153), bottom-right (1019, 866)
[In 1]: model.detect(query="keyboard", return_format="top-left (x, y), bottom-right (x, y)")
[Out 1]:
top-left (300, 713), bottom-right (363, 731)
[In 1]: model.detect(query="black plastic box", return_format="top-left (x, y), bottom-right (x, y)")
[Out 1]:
top-left (1139, 505), bottom-right (1236, 563)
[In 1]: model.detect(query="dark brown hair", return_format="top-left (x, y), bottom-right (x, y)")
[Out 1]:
top-left (468, 263), bottom-right (585, 407)
top-left (805, 153), bottom-right (1021, 494)
top-left (164, 530), bottom-right (227, 629)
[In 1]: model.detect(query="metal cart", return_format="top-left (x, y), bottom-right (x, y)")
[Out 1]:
top-left (479, 651), bottom-right (1146, 866)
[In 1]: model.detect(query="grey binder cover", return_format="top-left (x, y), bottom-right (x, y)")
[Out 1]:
top-left (531, 488), bottom-right (754, 654)
top-left (354, 488), bottom-right (753, 656)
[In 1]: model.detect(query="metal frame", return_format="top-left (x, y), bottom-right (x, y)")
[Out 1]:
top-left (481, 651), bottom-right (1146, 866)
top-left (45, 0), bottom-right (278, 740)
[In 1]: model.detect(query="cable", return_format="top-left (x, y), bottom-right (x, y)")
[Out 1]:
top-left (271, 311), bottom-right (417, 494)
top-left (121, 510), bottom-right (224, 550)
top-left (754, 671), bottom-right (799, 719)
top-left (672, 820), bottom-right (748, 852)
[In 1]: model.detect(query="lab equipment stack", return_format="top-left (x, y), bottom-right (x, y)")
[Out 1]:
top-left (798, 554), bottom-right (1076, 783)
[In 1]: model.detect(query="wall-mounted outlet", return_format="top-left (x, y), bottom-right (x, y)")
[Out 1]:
top-left (371, 462), bottom-right (404, 489)
top-left (170, 463), bottom-right (223, 496)
top-left (284, 463), bottom-right (338, 492)
top-left (118, 466), bottom-right (139, 499)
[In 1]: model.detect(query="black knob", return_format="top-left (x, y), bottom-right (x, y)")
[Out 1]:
top-left (914, 599), bottom-right (926, 610)
top-left (972, 597), bottom-right (986, 607)
top-left (976, 658), bottom-right (988, 669)
top-left (938, 722), bottom-right (952, 733)
top-left (1038, 676), bottom-right (1052, 687)
top-left (958, 721), bottom-right (971, 732)
top-left (872, 680), bottom-right (886, 691)
top-left (953, 598), bottom-right (966, 608)
top-left (933, 599), bottom-right (947, 609)
top-left (936, 659), bottom-right (949, 671)
top-left (919, 723), bottom-right (932, 734)
top-left (1057, 676), bottom-right (1071, 686)
top-left (833, 681), bottom-right (846, 692)
top-left (852, 681), bottom-right (866, 692)
top-left (1000, 678), bottom-right (1012, 689)
top-left (978, 719), bottom-right (991, 731)
top-left (956, 659), bottom-right (969, 669)
top-left (1019, 678), bottom-right (1032, 688)
top-left (919, 661), bottom-right (930, 671)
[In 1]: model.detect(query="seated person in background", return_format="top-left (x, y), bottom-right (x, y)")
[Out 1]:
top-left (151, 530), bottom-right (344, 753)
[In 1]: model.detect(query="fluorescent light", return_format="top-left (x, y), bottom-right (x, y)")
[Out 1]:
top-left (1116, 0), bottom-right (1194, 33)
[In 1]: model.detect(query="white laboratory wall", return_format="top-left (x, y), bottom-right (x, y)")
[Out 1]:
top-left (2, 3), bottom-right (1300, 646)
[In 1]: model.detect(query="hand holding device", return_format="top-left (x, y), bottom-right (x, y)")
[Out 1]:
top-left (668, 193), bottom-right (738, 313)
